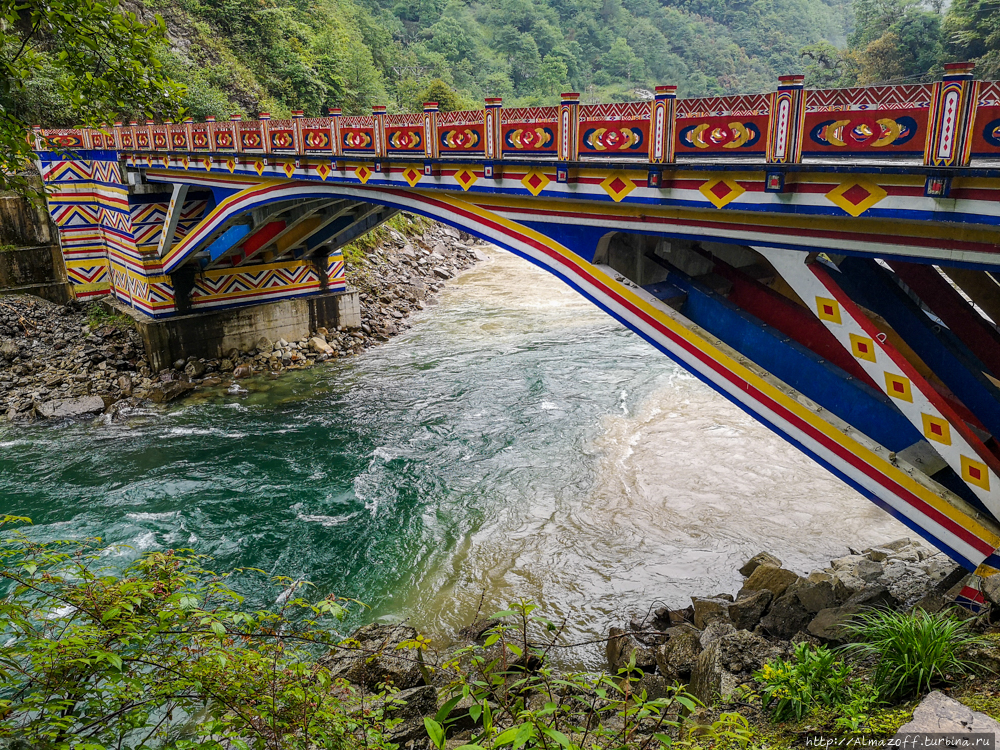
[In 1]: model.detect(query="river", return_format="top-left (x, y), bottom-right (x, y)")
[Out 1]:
top-left (0, 249), bottom-right (910, 668)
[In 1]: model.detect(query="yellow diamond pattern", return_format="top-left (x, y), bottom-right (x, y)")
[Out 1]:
top-left (355, 165), bottom-right (372, 184)
top-left (521, 169), bottom-right (550, 196)
top-left (699, 178), bottom-right (745, 209)
top-left (826, 179), bottom-right (887, 217)
top-left (600, 173), bottom-right (637, 202)
top-left (455, 168), bottom-right (478, 191)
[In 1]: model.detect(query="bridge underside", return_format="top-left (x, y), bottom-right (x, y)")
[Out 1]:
top-left (37, 152), bottom-right (1000, 591)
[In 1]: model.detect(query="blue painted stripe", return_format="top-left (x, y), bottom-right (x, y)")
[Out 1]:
top-left (665, 271), bottom-right (922, 452)
top-left (836, 257), bottom-right (1000, 439)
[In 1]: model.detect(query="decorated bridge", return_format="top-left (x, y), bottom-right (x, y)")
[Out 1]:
top-left (31, 63), bottom-right (1000, 602)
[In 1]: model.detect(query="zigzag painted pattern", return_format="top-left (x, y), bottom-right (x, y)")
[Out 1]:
top-left (42, 161), bottom-right (94, 182)
top-left (579, 102), bottom-right (649, 121)
top-left (806, 84), bottom-right (933, 111)
top-left (191, 262), bottom-right (321, 305)
top-left (502, 107), bottom-right (558, 124)
top-left (676, 94), bottom-right (770, 118)
top-left (980, 81), bottom-right (1000, 106)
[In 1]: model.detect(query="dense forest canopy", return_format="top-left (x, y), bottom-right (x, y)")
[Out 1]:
top-left (3, 0), bottom-right (1000, 133)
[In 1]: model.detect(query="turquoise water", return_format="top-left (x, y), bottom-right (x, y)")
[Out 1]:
top-left (0, 250), bottom-right (908, 667)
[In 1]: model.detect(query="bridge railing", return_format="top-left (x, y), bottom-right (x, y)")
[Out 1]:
top-left (33, 62), bottom-right (1000, 174)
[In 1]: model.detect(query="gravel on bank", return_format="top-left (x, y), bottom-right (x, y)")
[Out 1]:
top-left (0, 220), bottom-right (486, 423)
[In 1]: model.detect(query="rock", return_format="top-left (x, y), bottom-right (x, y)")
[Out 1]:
top-left (729, 589), bottom-right (772, 631)
top-left (865, 547), bottom-right (892, 562)
top-left (807, 586), bottom-right (898, 643)
top-left (607, 627), bottom-right (629, 671)
top-left (699, 621), bottom-right (737, 649)
top-left (36, 395), bottom-right (105, 419)
top-left (148, 380), bottom-right (195, 404)
top-left (741, 565), bottom-right (801, 599)
top-left (634, 673), bottom-right (672, 701)
top-left (0, 340), bottom-right (19, 359)
top-left (233, 363), bottom-right (253, 379)
top-left (173, 358), bottom-right (186, 370)
top-left (981, 574), bottom-right (1000, 607)
top-left (433, 266), bottom-right (452, 279)
top-left (184, 360), bottom-right (206, 377)
top-left (220, 358), bottom-right (234, 372)
top-left (787, 576), bottom-right (841, 614)
top-left (322, 623), bottom-right (425, 691)
top-left (896, 691), bottom-right (1000, 737)
top-left (655, 630), bottom-right (702, 680)
top-left (308, 336), bottom-right (335, 355)
top-left (255, 336), bottom-right (272, 353)
top-left (692, 597), bottom-right (731, 629)
top-left (457, 618), bottom-right (500, 642)
top-left (117, 375), bottom-right (133, 397)
top-left (606, 627), bottom-right (656, 673)
top-left (385, 684), bottom-right (438, 723)
top-left (690, 630), bottom-right (779, 705)
top-left (759, 591), bottom-right (813, 640)
top-left (739, 552), bottom-right (782, 578)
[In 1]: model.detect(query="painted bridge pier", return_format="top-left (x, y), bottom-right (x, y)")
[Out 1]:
top-left (30, 63), bottom-right (1000, 602)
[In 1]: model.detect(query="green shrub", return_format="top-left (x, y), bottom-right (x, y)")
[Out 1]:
top-left (755, 642), bottom-right (851, 721)
top-left (841, 609), bottom-right (985, 699)
top-left (0, 515), bottom-right (400, 749)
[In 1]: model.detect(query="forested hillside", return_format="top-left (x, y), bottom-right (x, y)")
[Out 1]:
top-left (8, 0), bottom-right (1000, 131)
top-left (135, 0), bottom-right (855, 119)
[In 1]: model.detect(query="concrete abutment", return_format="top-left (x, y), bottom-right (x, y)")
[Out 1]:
top-left (106, 289), bottom-right (362, 373)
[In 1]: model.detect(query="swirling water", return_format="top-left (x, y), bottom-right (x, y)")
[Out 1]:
top-left (0, 250), bottom-right (909, 667)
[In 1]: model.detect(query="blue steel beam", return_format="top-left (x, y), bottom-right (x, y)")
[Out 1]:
top-left (834, 257), bottom-right (1000, 439)
top-left (663, 269), bottom-right (923, 454)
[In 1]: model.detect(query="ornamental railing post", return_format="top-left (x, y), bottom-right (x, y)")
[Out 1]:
top-left (328, 108), bottom-right (342, 157)
top-left (925, 62), bottom-right (978, 168)
top-left (649, 85), bottom-right (677, 164)
top-left (558, 92), bottom-right (580, 161)
top-left (184, 118), bottom-right (194, 152)
top-left (113, 121), bottom-right (123, 151)
top-left (766, 74), bottom-right (805, 164)
top-left (423, 102), bottom-right (440, 160)
top-left (291, 110), bottom-right (304, 154)
top-left (372, 105), bottom-right (387, 158)
top-left (230, 114), bottom-right (243, 153)
top-left (204, 116), bottom-right (216, 154)
top-left (146, 119), bottom-right (156, 152)
top-left (259, 113), bottom-right (271, 154)
top-left (484, 97), bottom-right (503, 160)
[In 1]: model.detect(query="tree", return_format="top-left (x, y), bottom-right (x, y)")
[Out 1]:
top-left (0, 0), bottom-right (184, 193)
top-left (533, 54), bottom-right (569, 96)
top-left (417, 77), bottom-right (463, 110)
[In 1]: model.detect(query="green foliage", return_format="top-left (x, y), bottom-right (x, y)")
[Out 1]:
top-left (755, 642), bottom-right (851, 722)
top-left (85, 301), bottom-right (136, 331)
top-left (430, 599), bottom-right (754, 749)
top-left (0, 0), bottom-right (184, 192)
top-left (841, 609), bottom-right (985, 700)
top-left (0, 515), bottom-right (401, 748)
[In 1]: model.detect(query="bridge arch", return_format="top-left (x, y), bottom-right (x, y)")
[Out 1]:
top-left (136, 173), bottom-right (1000, 576)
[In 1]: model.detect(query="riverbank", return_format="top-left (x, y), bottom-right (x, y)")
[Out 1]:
top-left (336, 539), bottom-right (1000, 748)
top-left (0, 216), bottom-right (485, 423)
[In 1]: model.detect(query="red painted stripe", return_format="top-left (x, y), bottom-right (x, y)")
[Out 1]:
top-left (479, 202), bottom-right (1000, 256)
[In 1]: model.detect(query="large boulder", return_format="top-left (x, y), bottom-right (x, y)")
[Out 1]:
top-left (807, 586), bottom-right (898, 643)
top-left (606, 627), bottom-right (657, 674)
top-left (148, 380), bottom-right (195, 404)
top-left (728, 589), bottom-right (772, 631)
top-left (759, 591), bottom-right (813, 640)
top-left (699, 621), bottom-right (737, 650)
top-left (690, 630), bottom-right (784, 705)
top-left (691, 597), bottom-right (731, 629)
top-left (36, 395), bottom-right (105, 419)
top-left (741, 565), bottom-right (801, 599)
top-left (896, 691), bottom-right (1000, 737)
top-left (787, 574), bottom-right (842, 614)
top-left (322, 623), bottom-right (425, 691)
top-left (739, 552), bottom-right (782, 578)
top-left (655, 630), bottom-right (702, 681)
